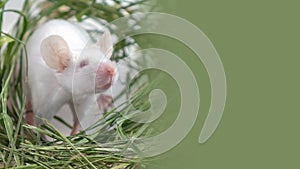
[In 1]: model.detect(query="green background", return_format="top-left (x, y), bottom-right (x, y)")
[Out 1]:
top-left (144, 0), bottom-right (300, 168)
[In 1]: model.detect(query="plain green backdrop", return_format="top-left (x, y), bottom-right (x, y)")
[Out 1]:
top-left (140, 0), bottom-right (300, 168)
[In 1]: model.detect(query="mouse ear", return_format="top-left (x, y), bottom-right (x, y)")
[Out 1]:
top-left (40, 35), bottom-right (71, 72)
top-left (97, 30), bottom-right (113, 58)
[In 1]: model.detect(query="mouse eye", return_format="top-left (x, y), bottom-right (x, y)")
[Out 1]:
top-left (79, 60), bottom-right (89, 68)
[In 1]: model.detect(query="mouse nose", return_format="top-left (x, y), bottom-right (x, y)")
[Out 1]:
top-left (95, 62), bottom-right (116, 91)
top-left (95, 62), bottom-right (117, 91)
top-left (97, 62), bottom-right (116, 77)
top-left (105, 64), bottom-right (115, 76)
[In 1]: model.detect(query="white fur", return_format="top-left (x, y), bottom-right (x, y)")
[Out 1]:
top-left (25, 19), bottom-right (115, 125)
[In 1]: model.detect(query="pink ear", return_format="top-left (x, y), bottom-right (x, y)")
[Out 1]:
top-left (97, 30), bottom-right (113, 58)
top-left (40, 35), bottom-right (71, 72)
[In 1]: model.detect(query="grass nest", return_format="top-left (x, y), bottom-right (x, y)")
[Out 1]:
top-left (0, 0), bottom-right (156, 168)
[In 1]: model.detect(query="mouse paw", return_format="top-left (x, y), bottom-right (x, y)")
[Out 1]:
top-left (97, 94), bottom-right (114, 113)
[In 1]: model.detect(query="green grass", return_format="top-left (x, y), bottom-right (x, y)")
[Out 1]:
top-left (0, 0), bottom-right (154, 168)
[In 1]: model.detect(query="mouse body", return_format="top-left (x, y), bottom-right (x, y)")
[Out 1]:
top-left (24, 19), bottom-right (116, 134)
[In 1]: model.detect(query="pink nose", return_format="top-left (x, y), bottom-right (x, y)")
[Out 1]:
top-left (97, 62), bottom-right (116, 77)
top-left (104, 64), bottom-right (115, 76)
top-left (95, 62), bottom-right (116, 91)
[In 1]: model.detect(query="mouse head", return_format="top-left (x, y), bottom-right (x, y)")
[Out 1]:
top-left (40, 30), bottom-right (117, 95)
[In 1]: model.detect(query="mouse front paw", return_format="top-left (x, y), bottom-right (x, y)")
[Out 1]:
top-left (97, 94), bottom-right (114, 113)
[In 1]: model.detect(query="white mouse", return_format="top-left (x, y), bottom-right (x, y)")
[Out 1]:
top-left (24, 19), bottom-right (117, 135)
